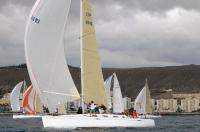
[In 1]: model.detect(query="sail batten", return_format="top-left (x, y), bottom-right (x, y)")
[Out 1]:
top-left (81, 0), bottom-right (108, 107)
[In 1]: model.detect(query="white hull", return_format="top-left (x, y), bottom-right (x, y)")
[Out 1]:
top-left (42, 114), bottom-right (155, 128)
top-left (13, 114), bottom-right (42, 119)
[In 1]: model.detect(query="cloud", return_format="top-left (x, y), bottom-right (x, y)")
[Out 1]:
top-left (0, 0), bottom-right (200, 68)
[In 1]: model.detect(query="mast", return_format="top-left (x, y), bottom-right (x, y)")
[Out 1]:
top-left (80, 0), bottom-right (85, 113)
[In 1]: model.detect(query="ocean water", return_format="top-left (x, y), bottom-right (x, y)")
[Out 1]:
top-left (0, 115), bottom-right (199, 132)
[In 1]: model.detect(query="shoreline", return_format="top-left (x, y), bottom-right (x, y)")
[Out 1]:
top-left (160, 112), bottom-right (200, 116)
top-left (1, 112), bottom-right (200, 116)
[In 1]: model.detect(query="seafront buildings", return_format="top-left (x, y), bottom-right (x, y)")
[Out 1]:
top-left (0, 93), bottom-right (10, 112)
top-left (153, 93), bottom-right (200, 113)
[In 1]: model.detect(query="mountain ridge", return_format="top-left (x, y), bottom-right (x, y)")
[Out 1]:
top-left (0, 64), bottom-right (200, 99)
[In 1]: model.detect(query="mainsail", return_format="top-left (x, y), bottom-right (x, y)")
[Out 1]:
top-left (35, 94), bottom-right (43, 113)
top-left (145, 79), bottom-right (153, 113)
top-left (134, 79), bottom-right (153, 114)
top-left (112, 73), bottom-right (124, 113)
top-left (25, 0), bottom-right (80, 112)
top-left (10, 81), bottom-right (24, 112)
top-left (81, 0), bottom-right (108, 107)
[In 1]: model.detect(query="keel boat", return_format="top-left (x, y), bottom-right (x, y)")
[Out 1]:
top-left (25, 0), bottom-right (155, 128)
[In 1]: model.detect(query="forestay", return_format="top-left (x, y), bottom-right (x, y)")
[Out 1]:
top-left (25, 0), bottom-right (80, 112)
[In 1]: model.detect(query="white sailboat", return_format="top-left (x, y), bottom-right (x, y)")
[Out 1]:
top-left (25, 0), bottom-right (155, 128)
top-left (134, 79), bottom-right (161, 118)
top-left (10, 81), bottom-right (24, 112)
top-left (104, 73), bottom-right (124, 113)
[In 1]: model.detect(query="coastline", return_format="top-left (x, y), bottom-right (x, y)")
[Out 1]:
top-left (159, 112), bottom-right (200, 116)
top-left (1, 112), bottom-right (200, 116)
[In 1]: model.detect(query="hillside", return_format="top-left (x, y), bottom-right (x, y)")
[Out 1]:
top-left (0, 64), bottom-right (200, 99)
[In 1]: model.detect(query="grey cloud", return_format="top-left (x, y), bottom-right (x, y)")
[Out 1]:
top-left (0, 0), bottom-right (200, 68)
top-left (93, 0), bottom-right (200, 12)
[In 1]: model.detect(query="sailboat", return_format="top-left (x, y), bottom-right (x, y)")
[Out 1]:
top-left (134, 79), bottom-right (161, 118)
top-left (13, 85), bottom-right (43, 119)
top-left (104, 73), bottom-right (124, 113)
top-left (10, 81), bottom-right (25, 112)
top-left (25, 0), bottom-right (155, 128)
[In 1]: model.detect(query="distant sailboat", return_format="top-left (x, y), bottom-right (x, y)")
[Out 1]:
top-left (25, 0), bottom-right (155, 128)
top-left (104, 73), bottom-right (124, 113)
top-left (10, 81), bottom-right (25, 112)
top-left (134, 79), bottom-right (161, 118)
top-left (13, 85), bottom-right (43, 119)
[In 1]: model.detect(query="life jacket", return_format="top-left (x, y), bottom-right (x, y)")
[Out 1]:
top-left (131, 112), bottom-right (138, 118)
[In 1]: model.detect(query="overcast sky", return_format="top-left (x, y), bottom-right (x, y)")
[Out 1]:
top-left (0, 0), bottom-right (200, 68)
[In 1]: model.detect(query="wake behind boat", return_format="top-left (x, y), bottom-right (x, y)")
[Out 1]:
top-left (139, 114), bottom-right (162, 119)
top-left (13, 114), bottom-right (42, 119)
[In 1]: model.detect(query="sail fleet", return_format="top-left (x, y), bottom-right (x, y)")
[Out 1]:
top-left (8, 0), bottom-right (156, 128)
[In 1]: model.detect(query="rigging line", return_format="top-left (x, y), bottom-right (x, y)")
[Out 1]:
top-left (78, 31), bottom-right (95, 39)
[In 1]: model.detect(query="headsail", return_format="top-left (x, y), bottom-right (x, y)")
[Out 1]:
top-left (134, 86), bottom-right (146, 114)
top-left (112, 73), bottom-right (124, 113)
top-left (104, 75), bottom-right (113, 109)
top-left (25, 0), bottom-right (80, 112)
top-left (81, 0), bottom-right (108, 107)
top-left (10, 81), bottom-right (24, 112)
top-left (22, 85), bottom-right (36, 114)
top-left (134, 79), bottom-right (153, 114)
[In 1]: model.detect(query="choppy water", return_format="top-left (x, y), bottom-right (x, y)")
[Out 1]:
top-left (0, 115), bottom-right (199, 132)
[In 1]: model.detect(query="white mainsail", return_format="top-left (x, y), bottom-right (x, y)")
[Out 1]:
top-left (134, 79), bottom-right (153, 114)
top-left (104, 75), bottom-right (113, 109)
top-left (112, 73), bottom-right (124, 113)
top-left (25, 0), bottom-right (80, 112)
top-left (10, 81), bottom-right (24, 112)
